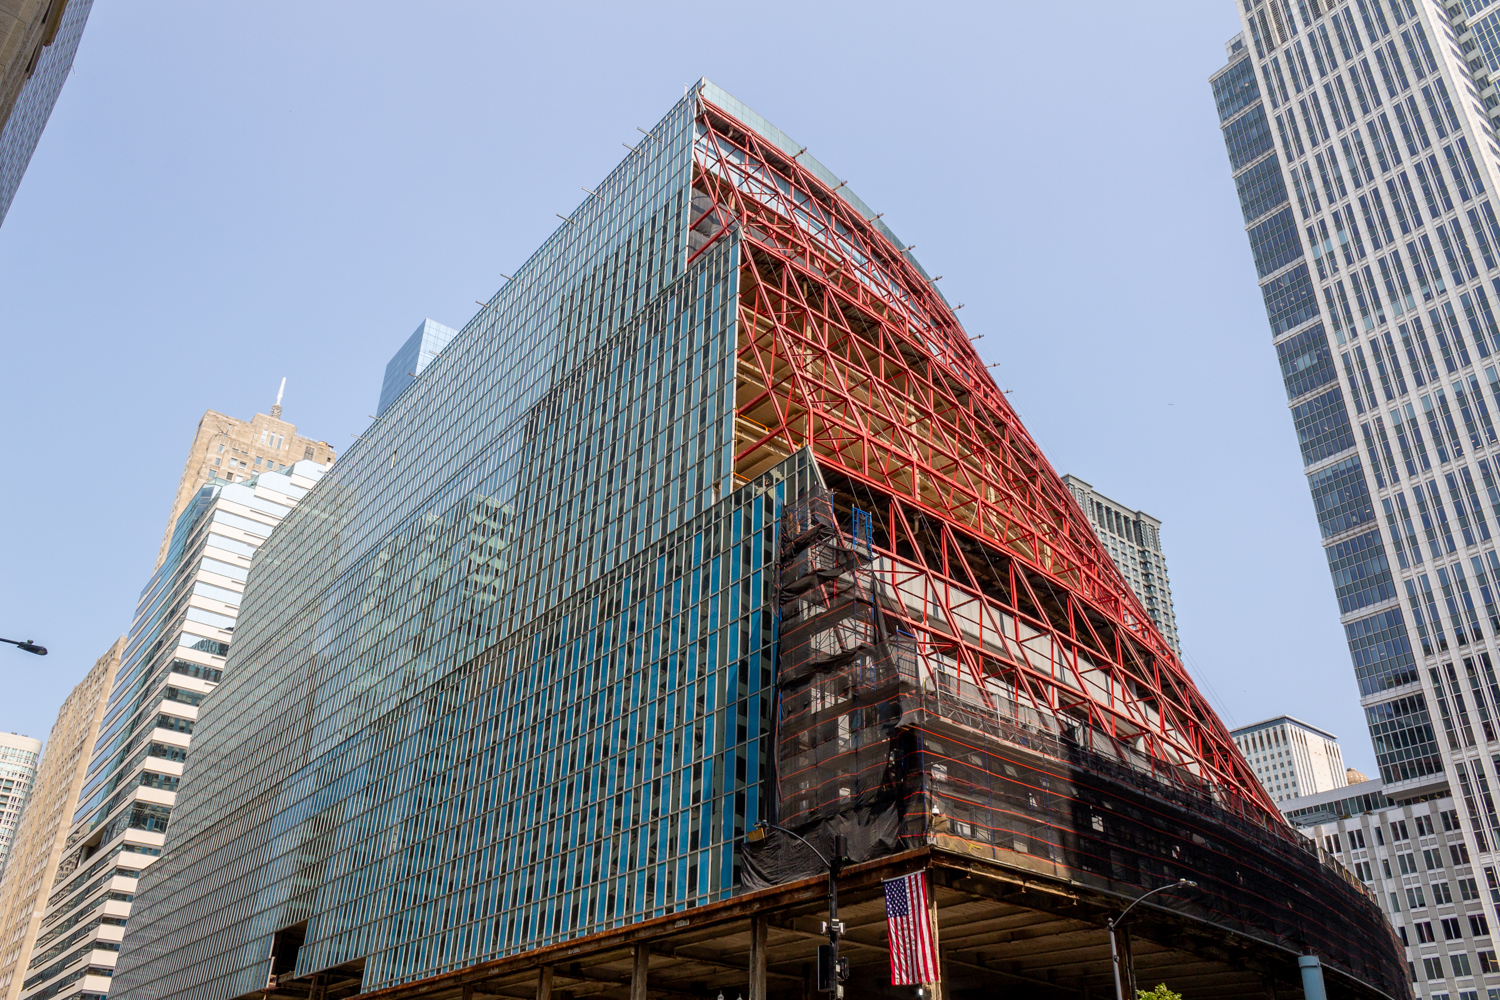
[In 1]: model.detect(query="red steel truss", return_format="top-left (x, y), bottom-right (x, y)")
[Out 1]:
top-left (689, 94), bottom-right (1281, 823)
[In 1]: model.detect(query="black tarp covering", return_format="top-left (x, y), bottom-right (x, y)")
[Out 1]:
top-left (752, 489), bottom-right (1408, 997)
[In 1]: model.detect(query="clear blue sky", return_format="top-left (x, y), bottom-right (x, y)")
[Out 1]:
top-left (0, 3), bottom-right (1365, 770)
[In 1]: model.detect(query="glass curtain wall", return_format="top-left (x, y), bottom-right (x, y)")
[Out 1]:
top-left (113, 93), bottom-right (795, 1000)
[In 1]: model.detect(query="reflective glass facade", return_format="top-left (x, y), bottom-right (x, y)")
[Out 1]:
top-left (113, 92), bottom-right (779, 1000)
top-left (22, 465), bottom-right (325, 1000)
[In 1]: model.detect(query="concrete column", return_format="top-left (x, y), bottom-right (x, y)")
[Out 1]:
top-left (749, 916), bottom-right (768, 1000)
top-left (537, 966), bottom-right (553, 1000)
top-left (631, 943), bottom-right (649, 1000)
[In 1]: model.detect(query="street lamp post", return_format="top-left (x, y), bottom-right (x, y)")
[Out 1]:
top-left (0, 638), bottom-right (46, 655)
top-left (746, 821), bottom-right (849, 994)
top-left (1107, 879), bottom-right (1199, 1000)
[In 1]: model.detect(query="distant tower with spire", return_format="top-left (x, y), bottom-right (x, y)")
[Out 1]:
top-left (149, 383), bottom-right (336, 571)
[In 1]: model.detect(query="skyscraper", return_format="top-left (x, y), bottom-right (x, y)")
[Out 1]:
top-left (0, 0), bottom-right (91, 227)
top-left (1212, 1), bottom-right (1500, 991)
top-left (1230, 714), bottom-right (1349, 802)
top-left (0, 640), bottom-right (123, 1000)
top-left (112, 81), bottom-right (1401, 1000)
top-left (0, 735), bottom-right (41, 878)
top-left (1062, 474), bottom-right (1182, 652)
top-left (376, 319), bottom-right (458, 417)
top-left (19, 465), bottom-right (325, 1000)
top-left (1283, 776), bottom-right (1492, 995)
top-left (153, 396), bottom-right (336, 571)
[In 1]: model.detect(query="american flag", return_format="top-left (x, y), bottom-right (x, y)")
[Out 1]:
top-left (884, 871), bottom-right (940, 985)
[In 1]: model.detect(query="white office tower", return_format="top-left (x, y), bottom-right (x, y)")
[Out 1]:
top-left (1285, 779), bottom-right (1494, 995)
top-left (1061, 475), bottom-right (1183, 653)
top-left (0, 734), bottom-right (41, 878)
top-left (1213, 3), bottom-right (1500, 992)
top-left (17, 463), bottom-right (325, 1000)
top-left (1231, 715), bottom-right (1348, 802)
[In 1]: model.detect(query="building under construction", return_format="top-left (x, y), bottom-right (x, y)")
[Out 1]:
top-left (109, 82), bottom-right (1404, 1000)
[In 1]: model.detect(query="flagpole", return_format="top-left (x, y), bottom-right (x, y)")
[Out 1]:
top-left (924, 873), bottom-right (943, 1000)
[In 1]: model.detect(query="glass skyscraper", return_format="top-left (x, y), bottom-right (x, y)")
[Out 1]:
top-left (19, 464), bottom-right (325, 1000)
top-left (376, 319), bottom-right (459, 417)
top-left (1211, 1), bottom-right (1500, 994)
top-left (111, 81), bottom-right (1402, 1000)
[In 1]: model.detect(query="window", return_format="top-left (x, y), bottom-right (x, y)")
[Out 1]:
top-left (1417, 815), bottom-right (1437, 835)
top-left (1453, 843), bottom-right (1472, 865)
top-left (1409, 885), bottom-right (1429, 908)
top-left (1460, 877), bottom-right (1481, 901)
top-left (1425, 956), bottom-right (1445, 980)
top-left (1263, 262), bottom-right (1320, 334)
top-left (1434, 881), bottom-right (1455, 904)
top-left (1350, 828), bottom-right (1368, 849)
top-left (1384, 858), bottom-right (1395, 877)
top-left (1226, 105), bottom-right (1277, 171)
top-left (1394, 819), bottom-right (1411, 841)
top-left (1445, 917), bottom-right (1464, 940)
top-left (1400, 925), bottom-right (1411, 945)
top-left (1214, 57), bottom-right (1262, 122)
top-left (1327, 529), bottom-right (1396, 613)
top-left (1310, 456), bottom-right (1377, 538)
top-left (1443, 810), bottom-right (1462, 831)
top-left (1418, 921), bottom-right (1437, 943)
top-left (1453, 953), bottom-right (1473, 977)
top-left (1472, 915), bottom-right (1491, 937)
top-left (1427, 848), bottom-right (1446, 870)
top-left (1400, 852), bottom-right (1419, 874)
top-left (1250, 207), bottom-right (1305, 277)
top-left (1239, 153), bottom-right (1292, 225)
top-left (304, 446), bottom-right (314, 460)
top-left (1479, 950), bottom-right (1499, 973)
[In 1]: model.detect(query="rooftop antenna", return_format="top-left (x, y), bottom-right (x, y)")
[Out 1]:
top-left (270, 376), bottom-right (286, 419)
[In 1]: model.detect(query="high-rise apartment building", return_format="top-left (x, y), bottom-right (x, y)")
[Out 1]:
top-left (111, 83), bottom-right (1400, 1000)
top-left (0, 640), bottom-right (123, 1000)
top-left (1231, 714), bottom-right (1349, 802)
top-left (19, 464), bottom-right (325, 1000)
top-left (1285, 779), bottom-right (1493, 998)
top-left (0, 736), bottom-right (41, 878)
top-left (1062, 474), bottom-right (1182, 652)
top-left (1212, 1), bottom-right (1500, 991)
top-left (153, 394), bottom-right (335, 570)
top-left (0, 0), bottom-right (91, 226)
top-left (376, 319), bottom-right (458, 417)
